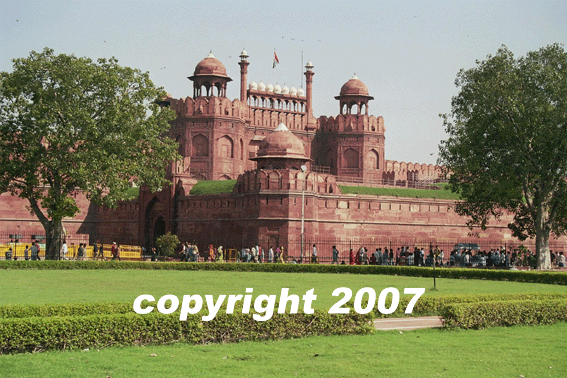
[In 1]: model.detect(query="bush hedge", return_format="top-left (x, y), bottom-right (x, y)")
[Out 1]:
top-left (0, 310), bottom-right (372, 354)
top-left (1, 260), bottom-right (566, 285)
top-left (3, 292), bottom-right (566, 321)
top-left (442, 299), bottom-right (567, 329)
top-left (349, 292), bottom-right (567, 318)
top-left (0, 302), bottom-right (132, 319)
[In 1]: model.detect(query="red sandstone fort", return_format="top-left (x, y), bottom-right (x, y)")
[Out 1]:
top-left (3, 51), bottom-right (561, 256)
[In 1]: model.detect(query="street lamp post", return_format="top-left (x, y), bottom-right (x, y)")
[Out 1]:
top-left (300, 165), bottom-right (307, 263)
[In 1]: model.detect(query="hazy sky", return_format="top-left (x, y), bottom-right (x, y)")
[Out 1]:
top-left (2, 1), bottom-right (566, 164)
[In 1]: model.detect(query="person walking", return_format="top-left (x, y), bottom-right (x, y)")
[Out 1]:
top-left (111, 242), bottom-right (121, 261)
top-left (332, 246), bottom-right (339, 264)
top-left (61, 240), bottom-right (68, 260)
top-left (268, 246), bottom-right (274, 263)
top-left (311, 244), bottom-right (318, 264)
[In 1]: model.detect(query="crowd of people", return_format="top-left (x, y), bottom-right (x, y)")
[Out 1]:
top-left (173, 243), bottom-right (289, 263)
top-left (5, 238), bottom-right (566, 268)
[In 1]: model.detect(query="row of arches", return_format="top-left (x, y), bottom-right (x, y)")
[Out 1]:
top-left (248, 96), bottom-right (306, 113)
top-left (340, 102), bottom-right (367, 115)
top-left (324, 148), bottom-right (380, 169)
top-left (191, 134), bottom-right (244, 160)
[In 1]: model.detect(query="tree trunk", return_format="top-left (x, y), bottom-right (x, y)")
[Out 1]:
top-left (45, 219), bottom-right (64, 260)
top-left (534, 206), bottom-right (552, 270)
top-left (535, 230), bottom-right (551, 269)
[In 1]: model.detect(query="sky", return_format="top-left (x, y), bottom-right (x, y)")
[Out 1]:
top-left (1, 1), bottom-right (566, 164)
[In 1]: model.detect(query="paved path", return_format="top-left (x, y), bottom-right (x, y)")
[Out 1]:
top-left (373, 316), bottom-right (444, 331)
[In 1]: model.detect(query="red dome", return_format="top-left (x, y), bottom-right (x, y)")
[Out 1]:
top-left (253, 123), bottom-right (309, 160)
top-left (339, 75), bottom-right (369, 96)
top-left (193, 53), bottom-right (230, 78)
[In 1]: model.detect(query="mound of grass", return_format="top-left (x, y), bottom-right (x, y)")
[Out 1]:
top-left (124, 186), bottom-right (140, 199)
top-left (338, 185), bottom-right (461, 200)
top-left (189, 180), bottom-right (237, 195)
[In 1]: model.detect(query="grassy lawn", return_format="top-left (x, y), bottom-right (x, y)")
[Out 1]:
top-left (2, 268), bottom-right (566, 377)
top-left (184, 180), bottom-right (460, 199)
top-left (339, 185), bottom-right (461, 200)
top-left (189, 180), bottom-right (237, 195)
top-left (1, 269), bottom-right (566, 308)
top-left (1, 323), bottom-right (566, 377)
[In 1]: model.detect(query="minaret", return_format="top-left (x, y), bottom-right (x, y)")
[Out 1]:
top-left (304, 60), bottom-right (315, 130)
top-left (238, 49), bottom-right (249, 102)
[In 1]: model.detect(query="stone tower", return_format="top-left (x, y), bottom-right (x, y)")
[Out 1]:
top-left (313, 75), bottom-right (385, 180)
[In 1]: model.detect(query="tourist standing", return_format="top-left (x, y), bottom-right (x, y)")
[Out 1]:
top-left (268, 246), bottom-right (274, 263)
top-left (349, 249), bottom-right (355, 265)
top-left (77, 243), bottom-right (85, 260)
top-left (61, 240), bottom-right (68, 260)
top-left (332, 246), bottom-right (339, 264)
top-left (30, 242), bottom-right (38, 261)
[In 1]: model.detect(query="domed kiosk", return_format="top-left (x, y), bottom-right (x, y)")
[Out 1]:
top-left (251, 123), bottom-right (311, 170)
top-left (335, 74), bottom-right (374, 115)
top-left (189, 52), bottom-right (232, 98)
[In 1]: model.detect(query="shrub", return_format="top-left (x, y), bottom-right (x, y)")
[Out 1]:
top-left (0, 302), bottom-right (132, 319)
top-left (0, 310), bottom-right (372, 354)
top-left (155, 232), bottom-right (180, 258)
top-left (441, 299), bottom-right (567, 329)
top-left (1, 260), bottom-right (566, 286)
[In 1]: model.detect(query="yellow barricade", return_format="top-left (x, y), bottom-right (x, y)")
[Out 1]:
top-left (0, 243), bottom-right (142, 261)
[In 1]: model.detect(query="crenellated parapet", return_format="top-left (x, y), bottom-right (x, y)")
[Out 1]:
top-left (383, 160), bottom-right (444, 182)
top-left (168, 96), bottom-right (248, 119)
top-left (317, 114), bottom-right (385, 134)
top-left (234, 169), bottom-right (340, 195)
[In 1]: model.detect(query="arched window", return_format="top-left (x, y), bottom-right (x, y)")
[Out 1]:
top-left (192, 134), bottom-right (209, 157)
top-left (326, 149), bottom-right (334, 168)
top-left (368, 149), bottom-right (379, 170)
top-left (343, 148), bottom-right (359, 169)
top-left (219, 135), bottom-right (234, 158)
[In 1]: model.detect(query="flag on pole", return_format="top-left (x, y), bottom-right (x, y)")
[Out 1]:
top-left (273, 51), bottom-right (279, 69)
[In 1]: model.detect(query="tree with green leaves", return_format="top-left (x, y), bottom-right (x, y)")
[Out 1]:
top-left (0, 48), bottom-right (179, 259)
top-left (155, 232), bottom-right (180, 261)
top-left (439, 44), bottom-right (567, 270)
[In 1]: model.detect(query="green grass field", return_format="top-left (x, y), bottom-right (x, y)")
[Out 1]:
top-left (2, 269), bottom-right (566, 308)
top-left (189, 180), bottom-right (237, 195)
top-left (184, 179), bottom-right (461, 199)
top-left (1, 267), bottom-right (566, 377)
top-left (1, 324), bottom-right (566, 377)
top-left (338, 185), bottom-right (461, 199)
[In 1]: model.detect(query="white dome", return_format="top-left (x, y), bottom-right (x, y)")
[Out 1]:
top-left (282, 84), bottom-right (289, 94)
top-left (297, 87), bottom-right (305, 96)
top-left (274, 83), bottom-right (282, 94)
top-left (289, 86), bottom-right (297, 95)
top-left (266, 82), bottom-right (274, 92)
top-left (258, 81), bottom-right (266, 91)
top-left (249, 80), bottom-right (258, 90)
